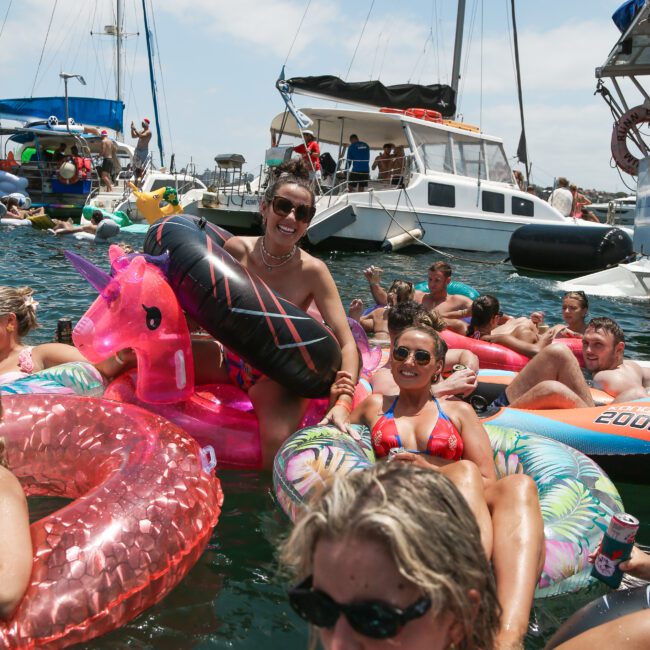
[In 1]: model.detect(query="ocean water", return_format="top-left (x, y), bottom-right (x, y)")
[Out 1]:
top-left (3, 225), bottom-right (649, 649)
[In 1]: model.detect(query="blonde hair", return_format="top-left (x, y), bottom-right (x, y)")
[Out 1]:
top-left (0, 286), bottom-right (39, 337)
top-left (281, 463), bottom-right (500, 649)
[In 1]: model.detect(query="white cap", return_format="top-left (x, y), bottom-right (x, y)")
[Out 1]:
top-left (303, 129), bottom-right (314, 136)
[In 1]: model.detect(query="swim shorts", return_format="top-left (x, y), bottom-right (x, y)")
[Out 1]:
top-left (223, 349), bottom-right (264, 392)
top-left (489, 389), bottom-right (510, 410)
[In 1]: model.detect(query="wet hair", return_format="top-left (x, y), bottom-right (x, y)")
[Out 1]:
top-left (563, 290), bottom-right (588, 311)
top-left (394, 324), bottom-right (448, 365)
top-left (428, 261), bottom-right (452, 279)
top-left (387, 301), bottom-right (445, 336)
top-left (281, 463), bottom-right (500, 650)
top-left (386, 280), bottom-right (414, 304)
top-left (586, 317), bottom-right (624, 346)
top-left (262, 158), bottom-right (315, 209)
top-left (0, 286), bottom-right (39, 337)
top-left (467, 295), bottom-right (500, 337)
top-left (91, 210), bottom-right (105, 225)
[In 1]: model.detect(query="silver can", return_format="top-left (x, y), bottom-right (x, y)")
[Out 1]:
top-left (607, 512), bottom-right (639, 544)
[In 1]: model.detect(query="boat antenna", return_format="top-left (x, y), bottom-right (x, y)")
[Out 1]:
top-left (510, 0), bottom-right (530, 185)
top-left (141, 0), bottom-right (164, 166)
top-left (450, 0), bottom-right (466, 119)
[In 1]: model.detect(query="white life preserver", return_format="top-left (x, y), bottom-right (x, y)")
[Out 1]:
top-left (611, 103), bottom-right (650, 176)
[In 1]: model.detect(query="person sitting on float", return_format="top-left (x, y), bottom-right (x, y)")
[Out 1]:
top-left (371, 301), bottom-right (479, 398)
top-left (466, 295), bottom-right (567, 358)
top-left (0, 196), bottom-right (24, 219)
top-left (487, 317), bottom-right (649, 411)
top-left (343, 329), bottom-right (545, 650)
top-left (52, 210), bottom-right (119, 242)
top-left (0, 286), bottom-right (132, 385)
top-left (348, 279), bottom-right (414, 342)
top-left (364, 261), bottom-right (473, 331)
top-left (0, 420), bottom-right (32, 619)
top-left (281, 462), bottom-right (501, 650)
top-left (193, 159), bottom-right (359, 468)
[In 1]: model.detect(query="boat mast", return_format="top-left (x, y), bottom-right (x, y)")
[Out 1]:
top-left (510, 0), bottom-right (530, 185)
top-left (450, 0), bottom-right (466, 120)
top-left (141, 0), bottom-right (164, 167)
top-left (116, 0), bottom-right (124, 137)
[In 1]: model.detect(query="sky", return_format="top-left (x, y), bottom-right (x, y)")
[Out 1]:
top-left (0, 0), bottom-right (641, 192)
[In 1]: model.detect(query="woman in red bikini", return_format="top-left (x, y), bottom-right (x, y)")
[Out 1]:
top-left (350, 324), bottom-right (544, 650)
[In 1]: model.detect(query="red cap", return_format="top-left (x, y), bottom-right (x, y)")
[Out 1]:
top-left (143, 118), bottom-right (150, 125)
top-left (101, 130), bottom-right (108, 136)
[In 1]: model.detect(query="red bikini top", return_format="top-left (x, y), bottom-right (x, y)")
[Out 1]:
top-left (371, 396), bottom-right (463, 461)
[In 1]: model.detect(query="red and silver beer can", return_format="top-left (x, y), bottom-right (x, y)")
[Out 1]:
top-left (607, 512), bottom-right (639, 544)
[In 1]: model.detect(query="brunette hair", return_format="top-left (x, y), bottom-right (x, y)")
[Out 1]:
top-left (281, 463), bottom-right (500, 650)
top-left (467, 295), bottom-right (500, 337)
top-left (387, 280), bottom-right (414, 304)
top-left (428, 261), bottom-right (452, 278)
top-left (394, 324), bottom-right (448, 365)
top-left (263, 158), bottom-right (315, 209)
top-left (586, 317), bottom-right (624, 346)
top-left (387, 301), bottom-right (445, 336)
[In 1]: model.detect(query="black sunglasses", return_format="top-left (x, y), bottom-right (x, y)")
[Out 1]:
top-left (272, 195), bottom-right (316, 223)
top-left (288, 576), bottom-right (431, 639)
top-left (392, 345), bottom-right (432, 366)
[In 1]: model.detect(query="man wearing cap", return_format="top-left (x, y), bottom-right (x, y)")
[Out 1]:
top-left (292, 130), bottom-right (321, 182)
top-left (130, 118), bottom-right (152, 182)
top-left (99, 130), bottom-right (116, 192)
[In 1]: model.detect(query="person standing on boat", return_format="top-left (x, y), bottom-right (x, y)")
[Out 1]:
top-left (99, 131), bottom-right (116, 192)
top-left (130, 118), bottom-right (152, 182)
top-left (547, 177), bottom-right (573, 217)
top-left (292, 130), bottom-right (321, 182)
top-left (371, 143), bottom-right (395, 181)
top-left (345, 134), bottom-right (370, 191)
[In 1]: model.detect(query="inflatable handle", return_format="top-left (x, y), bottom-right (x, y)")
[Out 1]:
top-left (200, 445), bottom-right (218, 473)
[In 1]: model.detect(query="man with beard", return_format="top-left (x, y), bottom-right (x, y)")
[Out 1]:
top-left (489, 317), bottom-right (649, 410)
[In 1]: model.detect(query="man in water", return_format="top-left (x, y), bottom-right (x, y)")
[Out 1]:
top-left (547, 176), bottom-right (573, 217)
top-left (130, 118), bottom-right (152, 182)
top-left (99, 131), bottom-right (116, 192)
top-left (345, 134), bottom-right (370, 191)
top-left (491, 317), bottom-right (649, 409)
top-left (365, 261), bottom-right (473, 324)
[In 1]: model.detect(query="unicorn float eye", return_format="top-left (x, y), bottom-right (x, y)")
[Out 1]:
top-left (142, 304), bottom-right (162, 330)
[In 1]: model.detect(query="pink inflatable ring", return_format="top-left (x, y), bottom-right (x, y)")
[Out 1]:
top-left (0, 394), bottom-right (223, 648)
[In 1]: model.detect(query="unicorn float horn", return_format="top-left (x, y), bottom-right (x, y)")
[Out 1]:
top-left (64, 250), bottom-right (113, 294)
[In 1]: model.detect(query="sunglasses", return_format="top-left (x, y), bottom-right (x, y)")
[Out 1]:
top-left (272, 195), bottom-right (316, 223)
top-left (288, 576), bottom-right (431, 639)
top-left (392, 345), bottom-right (432, 365)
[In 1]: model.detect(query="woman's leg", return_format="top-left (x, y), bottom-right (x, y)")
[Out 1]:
top-left (441, 460), bottom-right (493, 559)
top-left (485, 474), bottom-right (545, 650)
top-left (249, 379), bottom-right (309, 469)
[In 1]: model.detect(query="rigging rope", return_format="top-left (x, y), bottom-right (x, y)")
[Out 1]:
top-left (30, 0), bottom-right (59, 97)
top-left (283, 0), bottom-right (313, 68)
top-left (0, 0), bottom-right (13, 44)
top-left (343, 0), bottom-right (375, 81)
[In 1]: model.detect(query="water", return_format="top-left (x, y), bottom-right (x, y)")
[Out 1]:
top-left (2, 226), bottom-right (649, 649)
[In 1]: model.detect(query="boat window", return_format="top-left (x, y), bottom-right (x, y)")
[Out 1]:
top-left (150, 179), bottom-right (202, 192)
top-left (484, 142), bottom-right (512, 182)
top-left (428, 182), bottom-right (455, 207)
top-left (409, 124), bottom-right (453, 174)
top-left (452, 135), bottom-right (486, 180)
top-left (482, 191), bottom-right (504, 213)
top-left (512, 196), bottom-right (534, 217)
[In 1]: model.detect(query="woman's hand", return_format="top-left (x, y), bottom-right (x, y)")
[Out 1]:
top-left (390, 452), bottom-right (438, 471)
top-left (330, 370), bottom-right (356, 400)
top-left (433, 368), bottom-right (478, 398)
top-left (348, 298), bottom-right (364, 321)
top-left (363, 265), bottom-right (383, 285)
top-left (318, 403), bottom-right (358, 437)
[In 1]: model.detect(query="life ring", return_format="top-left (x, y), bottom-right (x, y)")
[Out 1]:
top-left (546, 585), bottom-right (650, 648)
top-left (379, 107), bottom-right (405, 115)
top-left (57, 161), bottom-right (80, 185)
top-left (480, 398), bottom-right (650, 484)
top-left (0, 361), bottom-right (105, 396)
top-left (0, 393), bottom-right (222, 647)
top-left (143, 214), bottom-right (342, 398)
top-left (611, 103), bottom-right (650, 176)
top-left (273, 423), bottom-right (624, 598)
top-left (403, 107), bottom-right (443, 123)
top-left (439, 329), bottom-right (584, 372)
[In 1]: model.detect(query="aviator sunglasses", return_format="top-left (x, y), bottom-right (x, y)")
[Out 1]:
top-left (272, 195), bottom-right (316, 223)
top-left (288, 576), bottom-right (432, 639)
top-left (392, 345), bottom-right (433, 366)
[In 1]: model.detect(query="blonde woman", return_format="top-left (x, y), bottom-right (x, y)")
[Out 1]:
top-left (281, 462), bottom-right (500, 649)
top-left (0, 404), bottom-right (32, 618)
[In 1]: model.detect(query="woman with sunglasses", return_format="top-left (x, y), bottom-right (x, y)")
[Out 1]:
top-left (207, 159), bottom-right (359, 468)
top-left (348, 324), bottom-right (544, 649)
top-left (282, 462), bottom-right (500, 649)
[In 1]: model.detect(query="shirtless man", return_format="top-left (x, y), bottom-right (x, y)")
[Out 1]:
top-left (371, 143), bottom-right (394, 181)
top-left (365, 261), bottom-right (473, 330)
top-left (99, 131), bottom-right (116, 192)
top-left (371, 301), bottom-right (480, 398)
top-left (349, 280), bottom-right (413, 341)
top-left (130, 118), bottom-right (152, 182)
top-left (492, 317), bottom-right (649, 410)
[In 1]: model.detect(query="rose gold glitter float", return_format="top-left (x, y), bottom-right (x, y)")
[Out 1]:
top-left (0, 394), bottom-right (222, 648)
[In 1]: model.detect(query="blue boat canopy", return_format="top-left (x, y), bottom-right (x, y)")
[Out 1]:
top-left (0, 97), bottom-right (124, 132)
